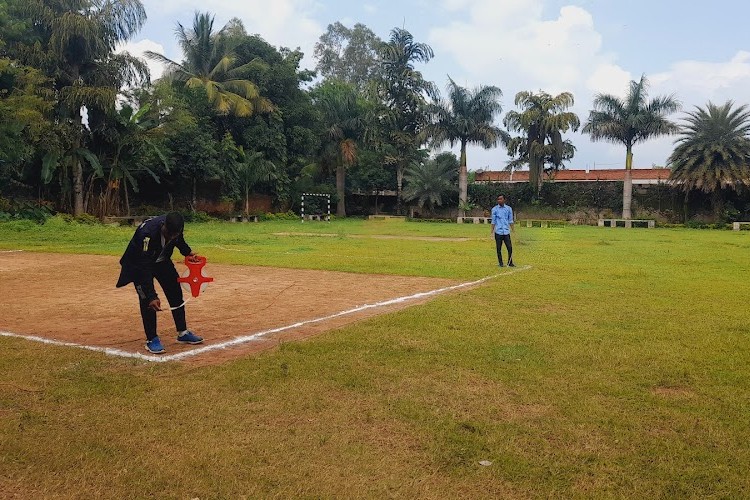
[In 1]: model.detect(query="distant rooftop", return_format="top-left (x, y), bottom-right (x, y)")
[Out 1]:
top-left (474, 168), bottom-right (671, 185)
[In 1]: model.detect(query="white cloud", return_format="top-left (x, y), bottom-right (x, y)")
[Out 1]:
top-left (144, 0), bottom-right (322, 70)
top-left (586, 64), bottom-right (631, 98)
top-left (428, 0), bottom-right (630, 169)
top-left (651, 51), bottom-right (750, 108)
top-left (117, 39), bottom-right (167, 82)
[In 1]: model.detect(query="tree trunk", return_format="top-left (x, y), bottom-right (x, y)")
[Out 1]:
top-left (530, 155), bottom-right (543, 198)
top-left (683, 190), bottom-right (690, 223)
top-left (336, 163), bottom-right (346, 217)
top-left (124, 178), bottom-right (131, 216)
top-left (458, 140), bottom-right (468, 218)
top-left (622, 147), bottom-right (633, 219)
top-left (245, 187), bottom-right (250, 216)
top-left (192, 177), bottom-right (197, 209)
top-left (396, 165), bottom-right (404, 215)
top-left (711, 189), bottom-right (724, 221)
top-left (70, 63), bottom-right (85, 216)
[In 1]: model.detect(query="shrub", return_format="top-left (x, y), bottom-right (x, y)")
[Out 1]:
top-left (0, 201), bottom-right (54, 223)
top-left (74, 214), bottom-right (100, 225)
top-left (261, 211), bottom-right (299, 221)
top-left (181, 210), bottom-right (215, 223)
top-left (407, 217), bottom-right (455, 223)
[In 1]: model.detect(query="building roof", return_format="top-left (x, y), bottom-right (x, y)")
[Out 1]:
top-left (474, 168), bottom-right (672, 184)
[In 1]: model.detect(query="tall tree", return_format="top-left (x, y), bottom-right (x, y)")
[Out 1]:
top-left (378, 28), bottom-right (436, 214)
top-left (312, 80), bottom-right (368, 217)
top-left (314, 22), bottom-right (382, 91)
top-left (668, 101), bottom-right (750, 218)
top-left (11, 0), bottom-right (149, 215)
top-left (504, 91), bottom-right (580, 197)
top-left (428, 77), bottom-right (507, 217)
top-left (583, 75), bottom-right (680, 219)
top-left (146, 13), bottom-right (272, 118)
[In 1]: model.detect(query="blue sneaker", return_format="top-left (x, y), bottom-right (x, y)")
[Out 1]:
top-left (145, 336), bottom-right (166, 354)
top-left (177, 330), bottom-right (203, 345)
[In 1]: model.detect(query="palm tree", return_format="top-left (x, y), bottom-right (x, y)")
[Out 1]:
top-left (403, 157), bottom-right (457, 215)
top-left (146, 12), bottom-right (272, 117)
top-left (22, 0), bottom-right (149, 215)
top-left (428, 77), bottom-right (507, 217)
top-left (232, 147), bottom-right (278, 216)
top-left (583, 76), bottom-right (680, 219)
top-left (313, 81), bottom-right (366, 216)
top-left (668, 101), bottom-right (750, 218)
top-left (378, 28), bottom-right (436, 213)
top-left (504, 91), bottom-right (580, 197)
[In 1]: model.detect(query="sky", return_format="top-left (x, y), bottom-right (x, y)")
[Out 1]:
top-left (122, 0), bottom-right (750, 172)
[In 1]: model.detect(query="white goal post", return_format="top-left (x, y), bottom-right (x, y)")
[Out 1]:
top-left (300, 193), bottom-right (331, 223)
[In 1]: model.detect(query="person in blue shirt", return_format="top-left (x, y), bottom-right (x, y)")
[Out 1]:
top-left (490, 194), bottom-right (515, 267)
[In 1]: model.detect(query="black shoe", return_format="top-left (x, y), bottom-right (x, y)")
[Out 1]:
top-left (498, 263), bottom-right (504, 267)
top-left (508, 262), bottom-right (516, 267)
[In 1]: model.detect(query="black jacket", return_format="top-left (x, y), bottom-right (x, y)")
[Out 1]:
top-left (116, 215), bottom-right (192, 301)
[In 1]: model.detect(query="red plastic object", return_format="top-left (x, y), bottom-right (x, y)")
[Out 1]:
top-left (177, 256), bottom-right (214, 297)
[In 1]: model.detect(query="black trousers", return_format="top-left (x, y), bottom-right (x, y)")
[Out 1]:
top-left (134, 262), bottom-right (187, 341)
top-left (494, 233), bottom-right (513, 265)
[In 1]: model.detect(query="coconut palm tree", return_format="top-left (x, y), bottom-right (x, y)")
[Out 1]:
top-left (146, 12), bottom-right (272, 117)
top-left (668, 101), bottom-right (750, 217)
top-left (583, 75), bottom-right (680, 219)
top-left (504, 91), bottom-right (580, 197)
top-left (427, 77), bottom-right (507, 217)
top-left (21, 0), bottom-right (149, 215)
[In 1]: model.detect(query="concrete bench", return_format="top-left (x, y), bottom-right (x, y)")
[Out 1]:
top-left (519, 219), bottom-right (567, 228)
top-left (733, 222), bottom-right (750, 230)
top-left (304, 214), bottom-right (327, 221)
top-left (457, 216), bottom-right (491, 224)
top-left (369, 215), bottom-right (406, 221)
top-left (599, 219), bottom-right (655, 228)
top-left (230, 215), bottom-right (259, 222)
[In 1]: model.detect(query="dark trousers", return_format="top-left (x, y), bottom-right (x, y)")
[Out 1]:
top-left (494, 233), bottom-right (513, 265)
top-left (134, 262), bottom-right (186, 341)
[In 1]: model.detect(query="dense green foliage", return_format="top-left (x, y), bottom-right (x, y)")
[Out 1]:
top-left (2, 11), bottom-right (750, 222)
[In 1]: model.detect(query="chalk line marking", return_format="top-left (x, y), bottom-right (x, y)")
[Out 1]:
top-left (0, 250), bottom-right (24, 254)
top-left (0, 265), bottom-right (531, 363)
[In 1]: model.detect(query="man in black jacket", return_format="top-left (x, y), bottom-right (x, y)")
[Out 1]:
top-left (116, 212), bottom-right (204, 354)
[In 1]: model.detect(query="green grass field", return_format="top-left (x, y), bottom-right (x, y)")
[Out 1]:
top-left (2, 218), bottom-right (750, 498)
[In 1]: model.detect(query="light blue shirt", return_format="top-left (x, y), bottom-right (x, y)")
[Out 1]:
top-left (491, 204), bottom-right (514, 235)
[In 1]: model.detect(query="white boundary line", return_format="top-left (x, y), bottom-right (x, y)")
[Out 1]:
top-left (0, 250), bottom-right (24, 254)
top-left (0, 265), bottom-right (532, 363)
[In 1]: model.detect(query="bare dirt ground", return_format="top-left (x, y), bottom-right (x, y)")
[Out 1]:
top-left (0, 252), bottom-right (458, 364)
